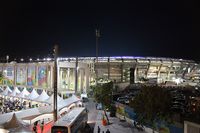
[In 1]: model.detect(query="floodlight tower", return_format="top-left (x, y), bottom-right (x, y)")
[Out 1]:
top-left (96, 29), bottom-right (100, 62)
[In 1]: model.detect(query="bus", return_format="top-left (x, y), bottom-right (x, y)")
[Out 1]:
top-left (51, 107), bottom-right (88, 133)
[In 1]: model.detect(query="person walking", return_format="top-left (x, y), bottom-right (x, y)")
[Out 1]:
top-left (33, 123), bottom-right (37, 133)
top-left (106, 129), bottom-right (110, 133)
top-left (40, 120), bottom-right (44, 133)
top-left (97, 126), bottom-right (101, 133)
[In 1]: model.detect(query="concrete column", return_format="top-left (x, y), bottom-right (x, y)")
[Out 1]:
top-left (57, 66), bottom-right (60, 92)
top-left (167, 62), bottom-right (173, 80)
top-left (134, 65), bottom-right (137, 83)
top-left (146, 60), bottom-right (151, 79)
top-left (67, 68), bottom-right (70, 90)
top-left (75, 57), bottom-right (78, 94)
top-left (80, 69), bottom-right (84, 93)
top-left (85, 68), bottom-right (89, 93)
top-left (51, 65), bottom-right (54, 91)
top-left (157, 63), bottom-right (162, 83)
top-left (121, 64), bottom-right (123, 82)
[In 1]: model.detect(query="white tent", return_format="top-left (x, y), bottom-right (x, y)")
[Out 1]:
top-left (34, 90), bottom-right (49, 102)
top-left (26, 89), bottom-right (39, 100)
top-left (16, 88), bottom-right (30, 99)
top-left (0, 87), bottom-right (3, 93)
top-left (60, 95), bottom-right (81, 109)
top-left (3, 113), bottom-right (28, 129)
top-left (64, 95), bottom-right (80, 103)
top-left (0, 86), bottom-right (12, 96)
top-left (45, 94), bottom-right (64, 104)
top-left (9, 87), bottom-right (21, 97)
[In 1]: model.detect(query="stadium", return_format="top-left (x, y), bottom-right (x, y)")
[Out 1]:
top-left (0, 56), bottom-right (199, 96)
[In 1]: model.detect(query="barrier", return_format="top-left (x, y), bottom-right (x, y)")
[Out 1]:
top-left (115, 102), bottom-right (183, 133)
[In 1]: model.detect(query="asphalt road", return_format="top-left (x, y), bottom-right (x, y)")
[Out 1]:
top-left (84, 98), bottom-right (99, 131)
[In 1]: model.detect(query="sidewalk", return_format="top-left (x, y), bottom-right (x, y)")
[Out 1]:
top-left (93, 110), bottom-right (147, 133)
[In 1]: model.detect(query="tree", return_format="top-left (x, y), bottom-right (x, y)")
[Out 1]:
top-left (93, 82), bottom-right (113, 108)
top-left (129, 86), bottom-right (173, 132)
top-left (93, 81), bottom-right (113, 124)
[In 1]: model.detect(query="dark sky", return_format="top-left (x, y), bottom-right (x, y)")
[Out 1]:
top-left (0, 0), bottom-right (199, 60)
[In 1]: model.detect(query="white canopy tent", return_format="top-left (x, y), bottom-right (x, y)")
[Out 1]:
top-left (3, 113), bottom-right (28, 129)
top-left (16, 87), bottom-right (30, 99)
top-left (26, 89), bottom-right (39, 100)
top-left (45, 94), bottom-right (64, 104)
top-left (9, 87), bottom-right (21, 97)
top-left (0, 87), bottom-right (3, 93)
top-left (0, 86), bottom-right (12, 96)
top-left (63, 95), bottom-right (81, 104)
top-left (59, 95), bottom-right (81, 109)
top-left (34, 90), bottom-right (49, 102)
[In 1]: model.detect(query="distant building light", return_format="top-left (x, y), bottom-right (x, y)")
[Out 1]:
top-left (46, 58), bottom-right (51, 61)
top-left (37, 58), bottom-right (40, 61)
top-left (29, 58), bottom-right (32, 61)
top-left (20, 58), bottom-right (24, 61)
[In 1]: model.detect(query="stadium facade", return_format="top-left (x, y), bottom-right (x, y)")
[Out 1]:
top-left (0, 56), bottom-right (199, 96)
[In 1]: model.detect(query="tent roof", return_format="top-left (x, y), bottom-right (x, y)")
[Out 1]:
top-left (45, 94), bottom-right (63, 104)
top-left (3, 113), bottom-right (28, 129)
top-left (34, 90), bottom-right (49, 102)
top-left (0, 87), bottom-right (3, 93)
top-left (9, 126), bottom-right (32, 133)
top-left (9, 87), bottom-right (21, 97)
top-left (26, 89), bottom-right (39, 100)
top-left (17, 88), bottom-right (30, 98)
top-left (0, 86), bottom-right (12, 96)
top-left (59, 95), bottom-right (81, 109)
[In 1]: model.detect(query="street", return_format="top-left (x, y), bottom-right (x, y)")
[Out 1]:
top-left (84, 98), bottom-right (99, 131)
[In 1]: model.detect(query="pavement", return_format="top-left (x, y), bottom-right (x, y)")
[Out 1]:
top-left (85, 96), bottom-right (151, 133)
top-left (93, 110), bottom-right (149, 133)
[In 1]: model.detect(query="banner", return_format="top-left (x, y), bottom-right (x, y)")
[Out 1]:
top-left (38, 66), bottom-right (47, 87)
top-left (3, 66), bottom-right (14, 85)
top-left (16, 66), bottom-right (26, 85)
top-left (27, 66), bottom-right (36, 86)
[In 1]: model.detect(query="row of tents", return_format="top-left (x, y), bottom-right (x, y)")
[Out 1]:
top-left (0, 86), bottom-right (76, 106)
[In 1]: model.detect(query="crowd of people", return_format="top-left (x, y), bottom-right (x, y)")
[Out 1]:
top-left (0, 97), bottom-right (35, 114)
top-left (0, 98), bottom-right (25, 114)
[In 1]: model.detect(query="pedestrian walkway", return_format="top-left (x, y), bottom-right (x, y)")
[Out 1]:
top-left (93, 110), bottom-right (147, 133)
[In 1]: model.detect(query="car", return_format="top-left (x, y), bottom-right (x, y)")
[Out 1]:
top-left (96, 103), bottom-right (103, 110)
top-left (117, 97), bottom-right (130, 104)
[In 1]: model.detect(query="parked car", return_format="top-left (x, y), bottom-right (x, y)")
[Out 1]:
top-left (117, 97), bottom-right (130, 104)
top-left (96, 103), bottom-right (103, 110)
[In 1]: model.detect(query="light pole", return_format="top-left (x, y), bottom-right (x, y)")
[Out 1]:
top-left (53, 45), bottom-right (58, 122)
top-left (95, 29), bottom-right (100, 63)
top-left (6, 55), bottom-right (9, 63)
top-left (95, 29), bottom-right (100, 84)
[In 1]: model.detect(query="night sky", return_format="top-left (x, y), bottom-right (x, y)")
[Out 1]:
top-left (0, 0), bottom-right (199, 61)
